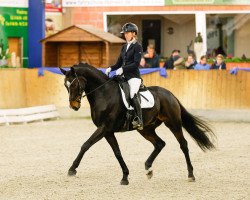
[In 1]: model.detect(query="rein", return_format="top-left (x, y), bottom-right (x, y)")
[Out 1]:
top-left (68, 71), bottom-right (118, 101)
top-left (82, 78), bottom-right (114, 98)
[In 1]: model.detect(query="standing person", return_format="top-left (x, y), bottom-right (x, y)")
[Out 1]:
top-left (194, 55), bottom-right (210, 70)
top-left (163, 49), bottom-right (181, 69)
top-left (185, 54), bottom-right (197, 69)
top-left (211, 54), bottom-right (226, 70)
top-left (105, 22), bottom-right (143, 130)
top-left (143, 44), bottom-right (159, 68)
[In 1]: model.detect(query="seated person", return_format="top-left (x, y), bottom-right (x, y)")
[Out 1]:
top-left (143, 44), bottom-right (159, 68)
top-left (173, 56), bottom-right (185, 70)
top-left (211, 54), bottom-right (226, 70)
top-left (194, 55), bottom-right (210, 70)
top-left (163, 49), bottom-right (180, 69)
top-left (185, 54), bottom-right (197, 69)
top-left (139, 57), bottom-right (149, 68)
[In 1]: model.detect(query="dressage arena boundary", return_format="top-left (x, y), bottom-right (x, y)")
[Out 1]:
top-left (0, 104), bottom-right (59, 125)
top-left (0, 68), bottom-right (249, 109)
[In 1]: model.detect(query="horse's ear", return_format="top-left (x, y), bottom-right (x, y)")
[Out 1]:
top-left (71, 67), bottom-right (75, 74)
top-left (59, 67), bottom-right (66, 75)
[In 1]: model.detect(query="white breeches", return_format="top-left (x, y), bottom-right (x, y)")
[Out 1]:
top-left (128, 78), bottom-right (141, 98)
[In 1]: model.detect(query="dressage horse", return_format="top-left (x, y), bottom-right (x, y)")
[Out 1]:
top-left (60, 63), bottom-right (216, 185)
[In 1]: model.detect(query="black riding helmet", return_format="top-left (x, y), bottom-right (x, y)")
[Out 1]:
top-left (120, 22), bottom-right (138, 35)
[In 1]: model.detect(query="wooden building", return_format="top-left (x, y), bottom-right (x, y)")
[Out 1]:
top-left (41, 25), bottom-right (125, 67)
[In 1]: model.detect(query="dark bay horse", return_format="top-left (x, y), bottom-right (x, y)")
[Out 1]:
top-left (60, 63), bottom-right (216, 185)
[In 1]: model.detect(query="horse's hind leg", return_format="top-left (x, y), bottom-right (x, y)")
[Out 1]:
top-left (105, 134), bottom-right (129, 185)
top-left (138, 127), bottom-right (166, 179)
top-left (167, 123), bottom-right (195, 182)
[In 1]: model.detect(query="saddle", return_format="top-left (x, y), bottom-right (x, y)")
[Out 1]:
top-left (113, 76), bottom-right (155, 131)
top-left (115, 76), bottom-right (147, 106)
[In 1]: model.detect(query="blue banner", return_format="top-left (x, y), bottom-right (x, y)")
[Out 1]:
top-left (230, 67), bottom-right (250, 75)
top-left (38, 67), bottom-right (168, 78)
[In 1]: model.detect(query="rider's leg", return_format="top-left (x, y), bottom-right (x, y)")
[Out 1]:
top-left (128, 78), bottom-right (143, 130)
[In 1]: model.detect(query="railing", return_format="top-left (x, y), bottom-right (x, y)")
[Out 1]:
top-left (0, 68), bottom-right (249, 109)
top-left (0, 104), bottom-right (59, 125)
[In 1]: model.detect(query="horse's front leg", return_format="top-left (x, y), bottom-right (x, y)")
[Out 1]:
top-left (68, 125), bottom-right (105, 176)
top-left (105, 134), bottom-right (129, 185)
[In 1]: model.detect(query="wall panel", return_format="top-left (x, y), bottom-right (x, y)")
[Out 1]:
top-left (0, 69), bottom-right (249, 109)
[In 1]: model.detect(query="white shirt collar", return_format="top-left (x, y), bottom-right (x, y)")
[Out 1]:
top-left (126, 38), bottom-right (136, 51)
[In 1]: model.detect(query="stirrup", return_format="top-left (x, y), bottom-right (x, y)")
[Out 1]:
top-left (132, 116), bottom-right (143, 130)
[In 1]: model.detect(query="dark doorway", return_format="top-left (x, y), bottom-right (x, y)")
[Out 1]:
top-left (142, 20), bottom-right (161, 54)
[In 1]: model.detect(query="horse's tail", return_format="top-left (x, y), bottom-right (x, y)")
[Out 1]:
top-left (178, 100), bottom-right (216, 151)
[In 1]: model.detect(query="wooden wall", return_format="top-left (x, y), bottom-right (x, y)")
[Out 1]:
top-left (0, 69), bottom-right (249, 109)
top-left (143, 70), bottom-right (250, 109)
top-left (108, 44), bottom-right (123, 66)
top-left (45, 41), bottom-right (113, 68)
top-left (45, 42), bottom-right (58, 67)
top-left (0, 69), bottom-right (27, 108)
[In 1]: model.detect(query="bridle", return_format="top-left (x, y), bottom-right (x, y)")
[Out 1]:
top-left (67, 71), bottom-right (114, 103)
top-left (66, 71), bottom-right (85, 103)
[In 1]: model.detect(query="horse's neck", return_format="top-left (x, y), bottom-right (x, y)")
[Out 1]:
top-left (80, 67), bottom-right (112, 104)
top-left (80, 67), bottom-right (108, 92)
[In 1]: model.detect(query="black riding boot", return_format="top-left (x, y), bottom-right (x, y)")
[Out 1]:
top-left (131, 94), bottom-right (143, 130)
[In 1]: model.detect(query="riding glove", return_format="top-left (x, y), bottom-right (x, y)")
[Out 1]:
top-left (105, 67), bottom-right (111, 75)
top-left (116, 67), bottom-right (123, 76)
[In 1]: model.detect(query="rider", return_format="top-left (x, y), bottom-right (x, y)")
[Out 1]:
top-left (105, 22), bottom-right (143, 130)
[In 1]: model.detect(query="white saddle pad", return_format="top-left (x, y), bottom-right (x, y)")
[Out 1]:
top-left (119, 86), bottom-right (155, 110)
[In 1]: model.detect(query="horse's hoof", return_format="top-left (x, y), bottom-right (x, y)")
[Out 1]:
top-left (146, 168), bottom-right (153, 179)
top-left (120, 179), bottom-right (129, 185)
top-left (188, 176), bottom-right (195, 182)
top-left (68, 169), bottom-right (77, 176)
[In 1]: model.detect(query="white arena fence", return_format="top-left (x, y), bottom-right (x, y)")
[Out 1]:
top-left (0, 105), bottom-right (59, 125)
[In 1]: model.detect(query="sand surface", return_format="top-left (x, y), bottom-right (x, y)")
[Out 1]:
top-left (0, 118), bottom-right (249, 200)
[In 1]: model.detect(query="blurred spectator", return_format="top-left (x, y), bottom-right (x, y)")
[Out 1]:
top-left (173, 56), bottom-right (185, 69)
top-left (139, 57), bottom-right (149, 68)
top-left (211, 54), bottom-right (226, 70)
top-left (163, 49), bottom-right (180, 69)
top-left (194, 55), bottom-right (210, 70)
top-left (215, 46), bottom-right (226, 57)
top-left (45, 18), bottom-right (55, 36)
top-left (143, 44), bottom-right (159, 68)
top-left (185, 54), bottom-right (197, 69)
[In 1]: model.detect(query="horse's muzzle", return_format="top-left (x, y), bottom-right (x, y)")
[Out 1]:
top-left (70, 101), bottom-right (81, 111)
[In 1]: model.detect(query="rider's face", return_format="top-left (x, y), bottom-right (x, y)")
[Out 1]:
top-left (124, 32), bottom-right (135, 42)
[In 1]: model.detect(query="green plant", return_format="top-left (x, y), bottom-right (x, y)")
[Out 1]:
top-left (224, 57), bottom-right (250, 63)
top-left (194, 32), bottom-right (203, 43)
top-left (0, 48), bottom-right (10, 59)
top-left (0, 47), bottom-right (10, 67)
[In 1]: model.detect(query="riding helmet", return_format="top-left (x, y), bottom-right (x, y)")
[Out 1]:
top-left (120, 22), bottom-right (138, 35)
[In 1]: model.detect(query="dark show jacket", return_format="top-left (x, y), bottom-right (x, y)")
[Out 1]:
top-left (163, 56), bottom-right (174, 69)
top-left (110, 40), bottom-right (142, 80)
top-left (211, 61), bottom-right (226, 69)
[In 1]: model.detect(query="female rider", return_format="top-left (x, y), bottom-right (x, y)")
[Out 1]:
top-left (105, 22), bottom-right (143, 130)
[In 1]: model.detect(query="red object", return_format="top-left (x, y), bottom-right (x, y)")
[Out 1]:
top-left (45, 3), bottom-right (62, 12)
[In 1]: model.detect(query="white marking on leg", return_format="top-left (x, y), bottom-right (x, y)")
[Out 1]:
top-left (146, 167), bottom-right (153, 179)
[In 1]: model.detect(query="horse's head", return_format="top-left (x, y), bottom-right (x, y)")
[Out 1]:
top-left (60, 67), bottom-right (87, 111)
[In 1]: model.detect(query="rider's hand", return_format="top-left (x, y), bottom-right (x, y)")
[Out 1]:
top-left (116, 68), bottom-right (123, 76)
top-left (105, 67), bottom-right (111, 76)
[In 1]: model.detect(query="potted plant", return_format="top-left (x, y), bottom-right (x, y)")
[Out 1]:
top-left (194, 32), bottom-right (203, 62)
top-left (0, 47), bottom-right (10, 68)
